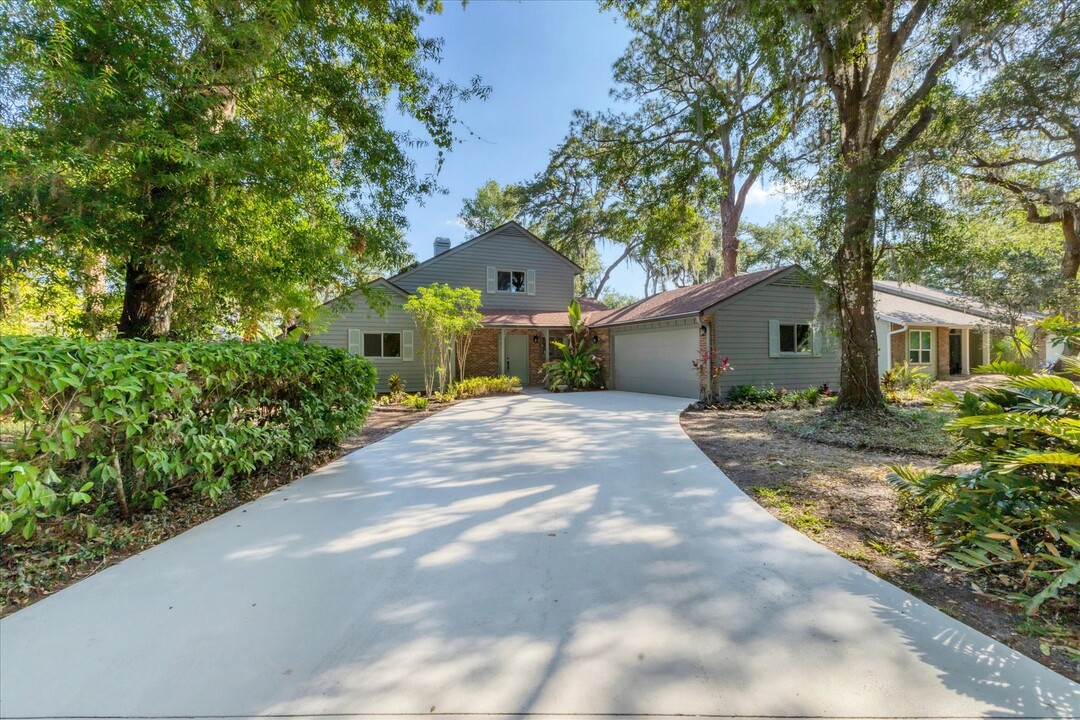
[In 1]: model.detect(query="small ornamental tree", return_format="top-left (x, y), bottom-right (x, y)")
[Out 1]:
top-left (404, 284), bottom-right (482, 395)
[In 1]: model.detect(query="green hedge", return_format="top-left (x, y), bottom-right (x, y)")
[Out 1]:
top-left (0, 337), bottom-right (376, 537)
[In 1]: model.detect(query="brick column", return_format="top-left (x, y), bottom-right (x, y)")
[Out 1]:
top-left (890, 324), bottom-right (906, 368)
top-left (936, 327), bottom-right (951, 378)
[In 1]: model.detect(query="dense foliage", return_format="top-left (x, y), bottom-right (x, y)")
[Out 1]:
top-left (403, 283), bottom-right (483, 395)
top-left (728, 384), bottom-right (823, 409)
top-left (449, 375), bottom-right (522, 398)
top-left (889, 361), bottom-right (1080, 613)
top-left (543, 300), bottom-right (601, 390)
top-left (0, 337), bottom-right (376, 538)
top-left (0, 0), bottom-right (483, 339)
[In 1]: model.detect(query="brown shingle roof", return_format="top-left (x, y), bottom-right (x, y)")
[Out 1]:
top-left (481, 297), bottom-right (609, 328)
top-left (590, 266), bottom-right (793, 327)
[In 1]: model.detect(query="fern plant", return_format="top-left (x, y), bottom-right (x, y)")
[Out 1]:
top-left (889, 358), bottom-right (1080, 614)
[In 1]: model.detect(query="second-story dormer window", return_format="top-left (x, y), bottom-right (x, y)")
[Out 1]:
top-left (497, 269), bottom-right (527, 293)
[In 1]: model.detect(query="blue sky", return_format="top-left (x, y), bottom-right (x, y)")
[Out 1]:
top-left (395, 1), bottom-right (785, 298)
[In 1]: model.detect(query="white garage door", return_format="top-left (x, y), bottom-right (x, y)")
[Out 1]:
top-left (612, 326), bottom-right (700, 398)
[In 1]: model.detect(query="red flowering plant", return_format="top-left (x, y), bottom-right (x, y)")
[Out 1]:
top-left (692, 349), bottom-right (733, 403)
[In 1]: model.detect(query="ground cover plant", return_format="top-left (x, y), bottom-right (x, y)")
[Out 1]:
top-left (768, 404), bottom-right (954, 456)
top-left (0, 336), bottom-right (376, 539)
top-left (889, 360), bottom-right (1080, 615)
top-left (680, 406), bottom-right (1079, 679)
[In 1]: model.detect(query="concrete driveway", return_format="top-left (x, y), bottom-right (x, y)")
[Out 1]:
top-left (1, 391), bottom-right (1077, 719)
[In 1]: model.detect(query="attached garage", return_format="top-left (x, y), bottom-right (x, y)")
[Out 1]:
top-left (593, 266), bottom-right (841, 400)
top-left (612, 324), bottom-right (700, 398)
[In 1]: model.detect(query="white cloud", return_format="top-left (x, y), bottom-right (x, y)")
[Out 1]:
top-left (444, 217), bottom-right (468, 229)
top-left (743, 180), bottom-right (793, 206)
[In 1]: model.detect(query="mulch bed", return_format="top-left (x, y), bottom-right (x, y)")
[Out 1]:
top-left (680, 407), bottom-right (1079, 682)
top-left (0, 402), bottom-right (449, 617)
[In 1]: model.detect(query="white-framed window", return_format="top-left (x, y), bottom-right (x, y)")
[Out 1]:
top-left (908, 329), bottom-right (932, 364)
top-left (497, 269), bottom-right (527, 293)
top-left (779, 323), bottom-right (812, 354)
top-left (362, 332), bottom-right (402, 359)
top-left (487, 266), bottom-right (536, 295)
top-left (769, 320), bottom-right (820, 358)
top-left (349, 329), bottom-right (412, 360)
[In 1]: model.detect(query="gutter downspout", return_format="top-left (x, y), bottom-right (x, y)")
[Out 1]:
top-left (887, 324), bottom-right (908, 370)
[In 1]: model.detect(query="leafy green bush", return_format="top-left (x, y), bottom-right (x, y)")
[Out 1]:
top-left (728, 384), bottom-right (783, 405)
top-left (881, 363), bottom-right (933, 403)
top-left (543, 300), bottom-right (601, 390)
top-left (888, 360), bottom-right (1080, 613)
top-left (0, 336), bottom-right (376, 538)
top-left (405, 393), bottom-right (429, 410)
top-left (449, 375), bottom-right (521, 398)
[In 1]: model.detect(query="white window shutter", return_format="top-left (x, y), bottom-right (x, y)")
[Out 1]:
top-left (768, 320), bottom-right (780, 358)
top-left (348, 329), bottom-right (361, 355)
top-left (526, 269), bottom-right (536, 296)
top-left (812, 322), bottom-right (823, 356)
top-left (401, 330), bottom-right (414, 361)
top-left (486, 266), bottom-right (496, 293)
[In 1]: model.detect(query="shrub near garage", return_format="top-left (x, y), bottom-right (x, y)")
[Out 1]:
top-left (0, 337), bottom-right (375, 538)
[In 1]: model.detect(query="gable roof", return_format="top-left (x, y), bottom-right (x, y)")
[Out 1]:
top-left (873, 291), bottom-right (991, 328)
top-left (591, 266), bottom-right (796, 328)
top-left (873, 280), bottom-right (1043, 325)
top-left (319, 277), bottom-right (410, 308)
top-left (389, 221), bottom-right (583, 284)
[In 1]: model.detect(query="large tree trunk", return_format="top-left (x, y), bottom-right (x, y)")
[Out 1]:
top-left (719, 197), bottom-right (739, 279)
top-left (117, 258), bottom-right (177, 339)
top-left (1063, 209), bottom-right (1079, 281)
top-left (834, 170), bottom-right (886, 412)
top-left (82, 254), bottom-right (109, 338)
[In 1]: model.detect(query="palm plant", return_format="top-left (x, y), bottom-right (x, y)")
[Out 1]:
top-left (889, 358), bottom-right (1080, 613)
top-left (543, 300), bottom-right (601, 390)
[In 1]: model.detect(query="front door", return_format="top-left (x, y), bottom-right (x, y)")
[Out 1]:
top-left (949, 331), bottom-right (963, 375)
top-left (505, 334), bottom-right (528, 384)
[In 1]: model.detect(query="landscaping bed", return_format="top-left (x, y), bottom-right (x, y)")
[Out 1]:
top-left (0, 395), bottom-right (455, 618)
top-left (680, 405), bottom-right (1080, 682)
top-left (1, 363), bottom-right (521, 617)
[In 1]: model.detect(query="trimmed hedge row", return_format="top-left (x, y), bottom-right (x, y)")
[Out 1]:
top-left (0, 337), bottom-right (376, 537)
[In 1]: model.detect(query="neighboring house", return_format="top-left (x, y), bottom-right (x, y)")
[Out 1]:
top-left (872, 280), bottom-right (1058, 379)
top-left (309, 221), bottom-right (838, 398)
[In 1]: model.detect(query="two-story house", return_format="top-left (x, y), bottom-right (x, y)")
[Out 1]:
top-left (311, 221), bottom-right (841, 398)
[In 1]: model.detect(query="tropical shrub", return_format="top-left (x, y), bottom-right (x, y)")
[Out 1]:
top-left (727, 384), bottom-right (823, 409)
top-left (0, 336), bottom-right (376, 538)
top-left (449, 375), bottom-right (521, 398)
top-left (881, 363), bottom-right (933, 402)
top-left (888, 360), bottom-right (1080, 614)
top-left (543, 300), bottom-right (601, 390)
top-left (387, 373), bottom-right (406, 396)
top-left (728, 384), bottom-right (783, 405)
top-left (405, 393), bottom-right (429, 410)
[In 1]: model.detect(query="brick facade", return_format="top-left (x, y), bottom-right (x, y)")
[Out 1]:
top-left (890, 323), bottom-right (906, 369)
top-left (463, 325), bottom-right (613, 388)
top-left (936, 327), bottom-right (951, 378)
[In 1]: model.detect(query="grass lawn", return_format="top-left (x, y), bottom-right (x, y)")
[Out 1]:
top-left (680, 404), bottom-right (1079, 683)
